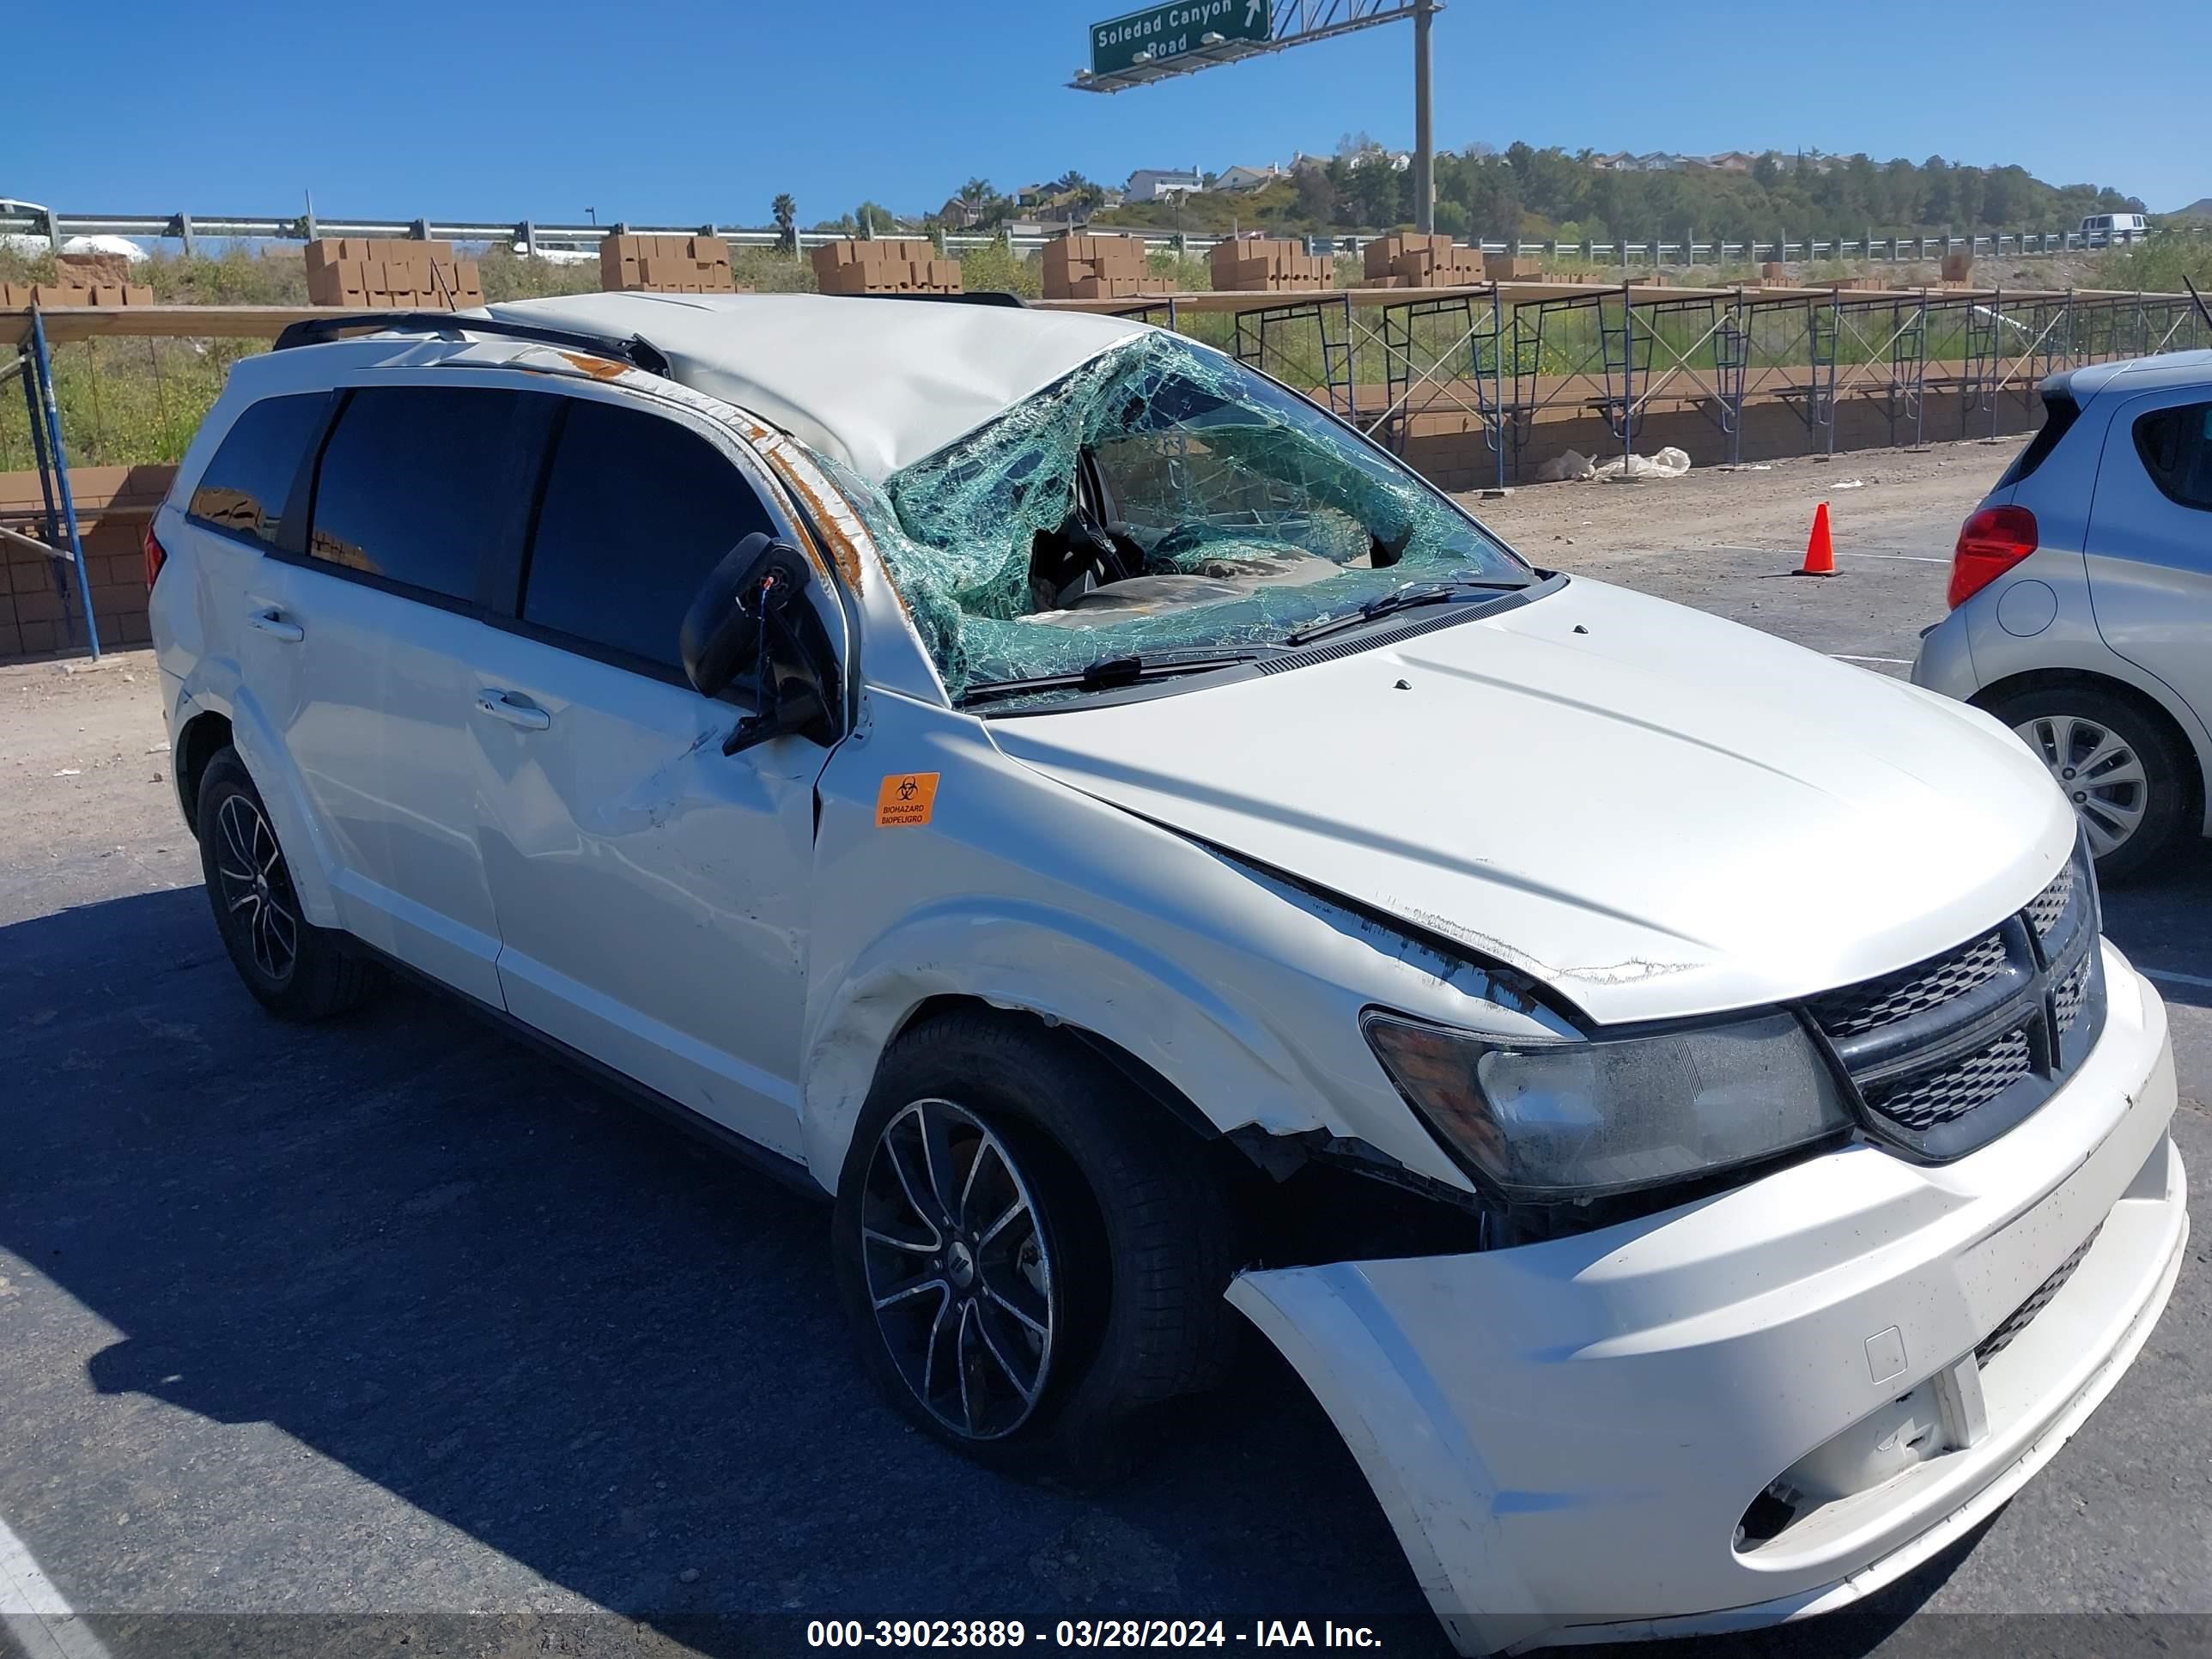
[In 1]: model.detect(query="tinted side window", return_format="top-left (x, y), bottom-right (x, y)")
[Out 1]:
top-left (186, 392), bottom-right (329, 546)
top-left (307, 386), bottom-right (539, 602)
top-left (522, 398), bottom-right (777, 670)
top-left (2133, 401), bottom-right (2212, 512)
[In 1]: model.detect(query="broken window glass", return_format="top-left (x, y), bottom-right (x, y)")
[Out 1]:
top-left (841, 331), bottom-right (1531, 702)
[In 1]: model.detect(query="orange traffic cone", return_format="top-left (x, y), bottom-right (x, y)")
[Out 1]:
top-left (1799, 502), bottom-right (1837, 575)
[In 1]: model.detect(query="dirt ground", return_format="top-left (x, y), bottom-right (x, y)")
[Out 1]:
top-left (1462, 438), bottom-right (2009, 563)
top-left (0, 653), bottom-right (194, 925)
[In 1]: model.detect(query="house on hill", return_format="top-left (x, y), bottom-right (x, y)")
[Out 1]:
top-left (1127, 167), bottom-right (1204, 202)
top-left (1216, 163), bottom-right (1284, 191)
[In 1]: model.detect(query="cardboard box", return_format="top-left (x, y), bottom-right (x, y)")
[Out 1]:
top-left (57, 251), bottom-right (134, 286)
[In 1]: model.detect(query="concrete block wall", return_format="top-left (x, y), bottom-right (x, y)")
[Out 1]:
top-left (0, 465), bottom-right (175, 660)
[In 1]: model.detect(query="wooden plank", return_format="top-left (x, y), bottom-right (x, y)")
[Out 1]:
top-left (1, 305), bottom-right (327, 346)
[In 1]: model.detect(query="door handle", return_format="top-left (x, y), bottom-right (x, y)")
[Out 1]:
top-left (248, 607), bottom-right (305, 642)
top-left (476, 690), bottom-right (551, 731)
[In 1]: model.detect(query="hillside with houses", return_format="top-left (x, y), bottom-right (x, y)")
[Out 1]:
top-left (846, 143), bottom-right (2151, 246)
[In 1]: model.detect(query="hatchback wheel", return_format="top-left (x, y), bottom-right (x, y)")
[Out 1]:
top-left (196, 748), bottom-right (371, 1019)
top-left (833, 1014), bottom-right (1237, 1478)
top-left (1990, 686), bottom-right (2187, 881)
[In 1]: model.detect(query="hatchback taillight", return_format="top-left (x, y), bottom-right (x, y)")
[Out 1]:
top-left (143, 523), bottom-right (168, 590)
top-left (1947, 506), bottom-right (2039, 609)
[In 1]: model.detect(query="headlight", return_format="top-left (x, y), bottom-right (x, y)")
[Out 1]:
top-left (1362, 1010), bottom-right (1852, 1200)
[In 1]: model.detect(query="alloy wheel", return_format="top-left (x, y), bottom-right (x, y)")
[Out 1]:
top-left (2012, 713), bottom-right (2149, 860)
top-left (213, 793), bottom-right (301, 982)
top-left (859, 1098), bottom-right (1056, 1441)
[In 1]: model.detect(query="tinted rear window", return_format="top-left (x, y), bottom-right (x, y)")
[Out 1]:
top-left (187, 392), bottom-right (329, 546)
top-left (521, 398), bottom-right (777, 671)
top-left (1996, 391), bottom-right (2081, 487)
top-left (307, 386), bottom-right (539, 603)
top-left (2134, 401), bottom-right (2212, 511)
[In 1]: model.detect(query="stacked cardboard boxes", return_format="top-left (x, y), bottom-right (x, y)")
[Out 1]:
top-left (57, 252), bottom-right (137, 287)
top-left (811, 238), bottom-right (963, 296)
top-left (1496, 256), bottom-right (1543, 281)
top-left (1042, 234), bottom-right (1170, 300)
top-left (1210, 237), bottom-right (1331, 293)
top-left (305, 239), bottom-right (484, 309)
top-left (0, 282), bottom-right (155, 307)
top-left (1537, 270), bottom-right (1607, 286)
top-left (599, 233), bottom-right (740, 294)
top-left (1359, 233), bottom-right (1484, 289)
top-left (1759, 262), bottom-right (1789, 283)
top-left (1940, 251), bottom-right (1974, 284)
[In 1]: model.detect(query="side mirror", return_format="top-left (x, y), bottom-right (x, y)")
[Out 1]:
top-left (680, 533), bottom-right (841, 755)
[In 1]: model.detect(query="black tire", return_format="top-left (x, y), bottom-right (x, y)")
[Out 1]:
top-left (832, 1012), bottom-right (1236, 1480)
top-left (1987, 685), bottom-right (2191, 883)
top-left (196, 748), bottom-right (371, 1021)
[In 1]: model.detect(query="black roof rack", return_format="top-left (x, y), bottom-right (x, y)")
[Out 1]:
top-left (842, 289), bottom-right (1028, 308)
top-left (271, 311), bottom-right (671, 376)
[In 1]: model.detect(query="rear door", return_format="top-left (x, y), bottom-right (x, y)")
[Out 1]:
top-left (465, 387), bottom-right (838, 1159)
top-left (258, 379), bottom-right (546, 1004)
top-left (2087, 390), bottom-right (2212, 732)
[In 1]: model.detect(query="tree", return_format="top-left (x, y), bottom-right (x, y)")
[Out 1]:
top-left (1293, 165), bottom-right (1340, 227)
top-left (771, 192), bottom-right (797, 254)
top-left (958, 178), bottom-right (997, 205)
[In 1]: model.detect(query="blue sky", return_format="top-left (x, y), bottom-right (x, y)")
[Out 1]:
top-left (10, 0), bottom-right (2205, 224)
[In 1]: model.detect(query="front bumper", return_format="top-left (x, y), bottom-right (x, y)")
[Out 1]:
top-left (1230, 941), bottom-right (2185, 1656)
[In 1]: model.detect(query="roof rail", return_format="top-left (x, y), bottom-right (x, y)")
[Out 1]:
top-left (271, 311), bottom-right (671, 375)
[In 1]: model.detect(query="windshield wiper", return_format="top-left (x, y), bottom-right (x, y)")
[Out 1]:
top-left (1283, 579), bottom-right (1526, 647)
top-left (956, 650), bottom-right (1263, 708)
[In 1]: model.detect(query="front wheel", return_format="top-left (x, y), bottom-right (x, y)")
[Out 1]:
top-left (832, 1014), bottom-right (1236, 1478)
top-left (1988, 686), bottom-right (2189, 882)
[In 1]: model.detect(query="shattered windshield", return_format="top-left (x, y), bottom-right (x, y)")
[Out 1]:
top-left (838, 331), bottom-right (1532, 702)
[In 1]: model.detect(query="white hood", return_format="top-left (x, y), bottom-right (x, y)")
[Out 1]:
top-left (989, 579), bottom-right (2076, 1025)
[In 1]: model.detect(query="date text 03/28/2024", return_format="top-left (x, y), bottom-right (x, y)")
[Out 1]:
top-left (805, 1620), bottom-right (1384, 1649)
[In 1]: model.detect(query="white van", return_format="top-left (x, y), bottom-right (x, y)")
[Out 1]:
top-left (2081, 212), bottom-right (2149, 246)
top-left (147, 294), bottom-right (2185, 1654)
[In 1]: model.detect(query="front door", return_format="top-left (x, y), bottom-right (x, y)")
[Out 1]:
top-left (467, 390), bottom-right (834, 1159)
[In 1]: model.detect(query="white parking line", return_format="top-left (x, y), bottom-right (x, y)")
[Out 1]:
top-left (1708, 544), bottom-right (1948, 563)
top-left (0, 1513), bottom-right (111, 1659)
top-left (2142, 966), bottom-right (2212, 991)
top-left (1835, 551), bottom-right (1949, 564)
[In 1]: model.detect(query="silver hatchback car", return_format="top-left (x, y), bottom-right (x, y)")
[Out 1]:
top-left (1916, 349), bottom-right (2212, 878)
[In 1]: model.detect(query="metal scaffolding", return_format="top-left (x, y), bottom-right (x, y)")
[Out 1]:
top-left (3, 307), bottom-right (99, 658)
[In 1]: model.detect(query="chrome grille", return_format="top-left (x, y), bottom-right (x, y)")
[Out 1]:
top-left (1863, 1027), bottom-right (2033, 1132)
top-left (1976, 1223), bottom-right (2103, 1366)
top-left (2055, 957), bottom-right (2093, 1036)
top-left (1807, 847), bottom-right (2101, 1158)
top-left (1808, 933), bottom-right (2008, 1041)
top-left (2025, 861), bottom-right (2075, 940)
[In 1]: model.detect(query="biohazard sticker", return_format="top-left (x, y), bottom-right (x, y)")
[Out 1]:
top-left (875, 772), bottom-right (940, 828)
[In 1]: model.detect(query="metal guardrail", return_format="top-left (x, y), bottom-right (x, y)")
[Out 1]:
top-left (2, 205), bottom-right (2204, 265)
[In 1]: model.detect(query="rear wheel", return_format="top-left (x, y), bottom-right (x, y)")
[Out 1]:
top-left (1989, 685), bottom-right (2189, 881)
top-left (197, 749), bottom-right (371, 1020)
top-left (833, 1013), bottom-right (1236, 1479)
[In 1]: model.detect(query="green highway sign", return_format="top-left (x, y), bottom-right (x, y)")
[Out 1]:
top-left (1089, 0), bottom-right (1272, 77)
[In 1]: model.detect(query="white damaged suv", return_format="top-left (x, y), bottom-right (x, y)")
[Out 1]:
top-left (149, 294), bottom-right (2186, 1654)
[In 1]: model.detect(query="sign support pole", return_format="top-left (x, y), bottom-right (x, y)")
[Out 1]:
top-left (1412, 0), bottom-right (1435, 233)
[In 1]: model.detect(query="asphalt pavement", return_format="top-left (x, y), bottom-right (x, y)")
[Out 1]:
top-left (3, 470), bottom-right (2209, 1659)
